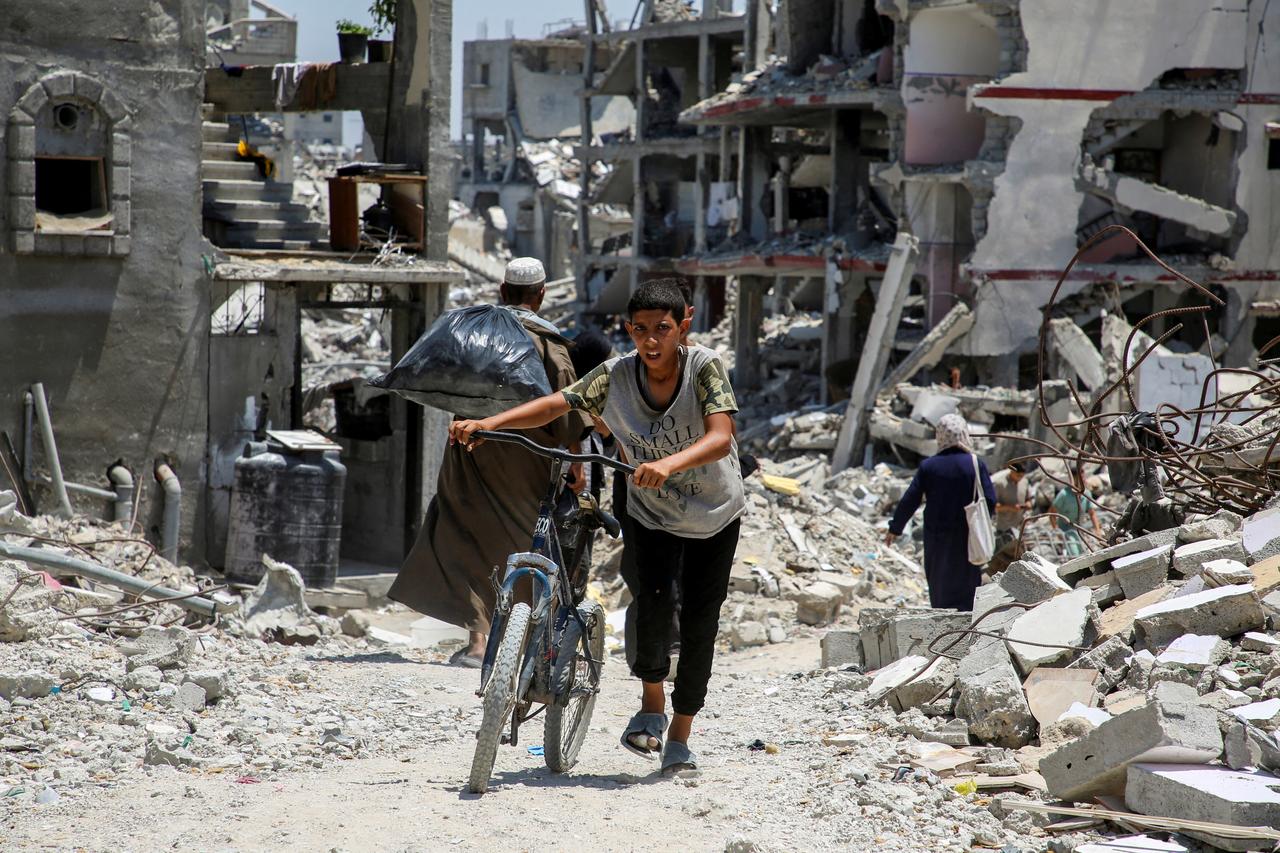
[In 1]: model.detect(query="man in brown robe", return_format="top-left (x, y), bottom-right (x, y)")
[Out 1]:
top-left (388, 258), bottom-right (590, 666)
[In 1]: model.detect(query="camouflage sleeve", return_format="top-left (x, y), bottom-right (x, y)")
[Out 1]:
top-left (695, 357), bottom-right (738, 416)
top-left (561, 362), bottom-right (611, 417)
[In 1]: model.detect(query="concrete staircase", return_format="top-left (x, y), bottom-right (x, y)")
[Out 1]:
top-left (201, 113), bottom-right (328, 251)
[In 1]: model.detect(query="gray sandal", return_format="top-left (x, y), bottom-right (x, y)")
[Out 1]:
top-left (620, 712), bottom-right (667, 759)
top-left (660, 740), bottom-right (697, 774)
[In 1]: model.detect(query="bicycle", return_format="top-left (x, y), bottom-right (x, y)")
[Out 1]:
top-left (466, 429), bottom-right (633, 794)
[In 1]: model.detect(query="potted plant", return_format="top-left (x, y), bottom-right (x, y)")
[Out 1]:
top-left (367, 0), bottom-right (395, 62)
top-left (336, 19), bottom-right (372, 64)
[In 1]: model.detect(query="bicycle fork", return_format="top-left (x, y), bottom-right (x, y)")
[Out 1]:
top-left (478, 552), bottom-right (558, 697)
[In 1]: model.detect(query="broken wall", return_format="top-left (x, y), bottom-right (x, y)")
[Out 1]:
top-left (513, 61), bottom-right (634, 140)
top-left (0, 0), bottom-right (210, 553)
top-left (964, 0), bottom-right (1249, 356)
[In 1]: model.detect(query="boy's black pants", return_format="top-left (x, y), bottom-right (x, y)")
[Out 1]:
top-left (626, 517), bottom-right (740, 716)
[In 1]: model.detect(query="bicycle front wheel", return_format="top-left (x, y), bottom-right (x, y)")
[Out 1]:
top-left (544, 600), bottom-right (604, 772)
top-left (467, 602), bottom-right (530, 794)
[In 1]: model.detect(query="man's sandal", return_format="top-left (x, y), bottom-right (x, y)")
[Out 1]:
top-left (660, 740), bottom-right (697, 774)
top-left (619, 712), bottom-right (667, 759)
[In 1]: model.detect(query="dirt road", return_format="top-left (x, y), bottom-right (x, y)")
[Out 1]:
top-left (3, 634), bottom-right (1019, 853)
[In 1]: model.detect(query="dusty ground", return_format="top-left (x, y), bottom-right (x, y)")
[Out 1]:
top-left (0, 633), bottom-right (1013, 853)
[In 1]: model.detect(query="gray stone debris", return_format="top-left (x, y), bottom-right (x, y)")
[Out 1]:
top-left (1056, 530), bottom-right (1178, 585)
top-left (0, 669), bottom-right (56, 700)
top-left (1067, 635), bottom-right (1133, 693)
top-left (1111, 544), bottom-right (1173, 599)
top-left (173, 680), bottom-right (207, 712)
top-left (731, 620), bottom-right (769, 649)
top-left (0, 562), bottom-right (58, 642)
top-left (1039, 698), bottom-right (1224, 801)
top-left (1243, 505), bottom-right (1280, 563)
top-left (1125, 763), bottom-right (1280, 852)
top-left (1133, 584), bottom-right (1265, 649)
top-left (118, 626), bottom-right (195, 671)
top-left (230, 556), bottom-right (339, 644)
top-left (1170, 538), bottom-right (1246, 577)
top-left (888, 657), bottom-right (957, 713)
top-left (1224, 720), bottom-right (1280, 771)
top-left (857, 607), bottom-right (972, 670)
top-left (820, 630), bottom-right (862, 669)
top-left (788, 581), bottom-right (843, 626)
top-left (1177, 509), bottom-right (1242, 544)
top-left (954, 639), bottom-right (1036, 748)
top-left (1005, 587), bottom-right (1093, 675)
top-left (998, 554), bottom-right (1070, 604)
top-left (1201, 558), bottom-right (1254, 588)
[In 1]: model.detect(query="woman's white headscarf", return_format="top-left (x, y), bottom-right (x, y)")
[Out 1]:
top-left (935, 413), bottom-right (972, 452)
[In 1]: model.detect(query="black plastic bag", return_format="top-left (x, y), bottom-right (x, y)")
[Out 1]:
top-left (368, 305), bottom-right (552, 418)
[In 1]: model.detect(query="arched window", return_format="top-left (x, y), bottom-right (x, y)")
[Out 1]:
top-left (8, 71), bottom-right (131, 255)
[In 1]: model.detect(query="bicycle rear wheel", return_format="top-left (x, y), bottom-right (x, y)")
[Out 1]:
top-left (544, 601), bottom-right (604, 772)
top-left (467, 602), bottom-right (530, 794)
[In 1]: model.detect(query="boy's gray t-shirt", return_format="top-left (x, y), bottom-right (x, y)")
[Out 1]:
top-left (562, 345), bottom-right (746, 538)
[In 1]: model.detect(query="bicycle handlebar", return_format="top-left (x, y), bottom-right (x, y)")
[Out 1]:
top-left (473, 430), bottom-right (636, 476)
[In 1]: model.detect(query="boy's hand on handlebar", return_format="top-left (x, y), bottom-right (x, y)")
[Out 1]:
top-left (631, 459), bottom-right (673, 490)
top-left (449, 419), bottom-right (490, 450)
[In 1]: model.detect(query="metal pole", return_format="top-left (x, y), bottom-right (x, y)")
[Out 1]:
top-left (0, 540), bottom-right (217, 619)
top-left (30, 384), bottom-right (73, 518)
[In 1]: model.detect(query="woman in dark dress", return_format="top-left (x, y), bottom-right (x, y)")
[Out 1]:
top-left (884, 413), bottom-right (996, 611)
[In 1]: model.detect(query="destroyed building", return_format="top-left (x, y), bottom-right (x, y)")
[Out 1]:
top-left (564, 0), bottom-right (1280, 402)
top-left (1, 0), bottom-right (462, 571)
top-left (456, 27), bottom-right (632, 282)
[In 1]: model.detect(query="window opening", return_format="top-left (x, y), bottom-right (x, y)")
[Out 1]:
top-left (34, 156), bottom-right (106, 216)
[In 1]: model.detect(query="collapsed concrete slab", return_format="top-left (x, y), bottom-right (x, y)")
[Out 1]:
top-left (999, 554), bottom-right (1070, 604)
top-left (1171, 538), bottom-right (1247, 577)
top-left (1203, 558), bottom-right (1255, 588)
top-left (1232, 699), bottom-right (1280, 730)
top-left (1178, 510), bottom-right (1243, 544)
top-left (789, 581), bottom-right (843, 626)
top-left (1112, 544), bottom-right (1174, 599)
top-left (1126, 763), bottom-right (1280, 852)
top-left (954, 638), bottom-right (1036, 748)
top-left (1243, 506), bottom-right (1280, 563)
top-left (1134, 584), bottom-right (1265, 649)
top-left (1005, 587), bottom-right (1093, 674)
top-left (1039, 700), bottom-right (1224, 801)
top-left (889, 657), bottom-right (958, 713)
top-left (857, 607), bottom-right (972, 671)
top-left (867, 655), bottom-right (930, 700)
top-left (1224, 720), bottom-right (1280, 772)
top-left (1057, 530), bottom-right (1179, 585)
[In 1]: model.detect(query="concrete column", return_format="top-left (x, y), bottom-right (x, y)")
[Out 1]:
top-left (829, 110), bottom-right (862, 233)
top-left (576, 2), bottom-right (598, 301)
top-left (739, 127), bottom-right (770, 240)
top-left (632, 36), bottom-right (646, 262)
top-left (695, 31), bottom-right (712, 253)
top-left (734, 276), bottom-right (765, 389)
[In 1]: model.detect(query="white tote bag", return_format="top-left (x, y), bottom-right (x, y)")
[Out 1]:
top-left (965, 453), bottom-right (996, 565)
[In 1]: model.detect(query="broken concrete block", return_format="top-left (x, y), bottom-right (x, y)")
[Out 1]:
top-left (1125, 764), bottom-right (1280, 852)
top-left (1171, 539), bottom-right (1246, 577)
top-left (867, 655), bottom-right (930, 699)
top-left (730, 620), bottom-right (768, 649)
top-left (889, 657), bottom-right (957, 713)
top-left (1105, 689), bottom-right (1149, 716)
top-left (1023, 667), bottom-right (1100, 727)
top-left (1178, 510), bottom-right (1243, 544)
top-left (820, 630), bottom-right (862, 669)
top-left (954, 640), bottom-right (1036, 748)
top-left (1242, 631), bottom-right (1280, 653)
top-left (788, 581), bottom-right (842, 626)
top-left (1056, 530), bottom-right (1178, 584)
top-left (1068, 635), bottom-right (1133, 693)
top-left (1232, 698), bottom-right (1280, 730)
top-left (1244, 505), bottom-right (1280, 563)
top-left (728, 564), bottom-right (759, 594)
top-left (1148, 663), bottom-right (1214, 695)
top-left (0, 670), bottom-right (56, 701)
top-left (1005, 587), bottom-right (1093, 675)
top-left (1224, 721), bottom-right (1280, 772)
top-left (339, 610), bottom-right (372, 638)
top-left (1155, 634), bottom-right (1230, 670)
top-left (183, 670), bottom-right (228, 702)
top-left (813, 570), bottom-right (858, 603)
top-left (0, 563), bottom-right (57, 642)
top-left (123, 666), bottom-right (163, 693)
top-left (1080, 570), bottom-right (1124, 608)
top-left (1039, 700), bottom-right (1224, 801)
top-left (1112, 544), bottom-right (1174, 599)
top-left (144, 738), bottom-right (202, 768)
top-left (172, 681), bottom-right (207, 712)
top-left (1100, 586), bottom-right (1174, 642)
top-left (998, 554), bottom-right (1070, 604)
top-left (1200, 688), bottom-right (1251, 711)
top-left (1122, 649), bottom-right (1157, 692)
top-left (1202, 558), bottom-right (1254, 588)
top-left (857, 607), bottom-right (971, 670)
top-left (1134, 584), bottom-right (1265, 649)
top-left (1150, 680), bottom-right (1200, 706)
top-left (118, 626), bottom-right (195, 672)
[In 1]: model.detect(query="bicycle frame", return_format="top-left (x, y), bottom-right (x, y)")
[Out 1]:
top-left (475, 431), bottom-right (631, 705)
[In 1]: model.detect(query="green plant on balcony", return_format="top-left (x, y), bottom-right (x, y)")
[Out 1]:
top-left (336, 19), bottom-right (374, 35)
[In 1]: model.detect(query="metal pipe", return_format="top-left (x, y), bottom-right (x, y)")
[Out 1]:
top-left (154, 462), bottom-right (181, 565)
top-left (30, 383), bottom-right (73, 518)
top-left (63, 481), bottom-right (117, 501)
top-left (107, 464), bottom-right (133, 524)
top-left (0, 540), bottom-right (216, 619)
top-left (22, 392), bottom-right (33, 480)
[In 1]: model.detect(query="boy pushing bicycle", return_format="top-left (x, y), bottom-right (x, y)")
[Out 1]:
top-left (450, 278), bottom-right (745, 774)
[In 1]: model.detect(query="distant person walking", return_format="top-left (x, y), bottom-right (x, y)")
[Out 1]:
top-left (990, 461), bottom-right (1033, 573)
top-left (884, 414), bottom-right (996, 611)
top-left (1052, 475), bottom-right (1104, 557)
